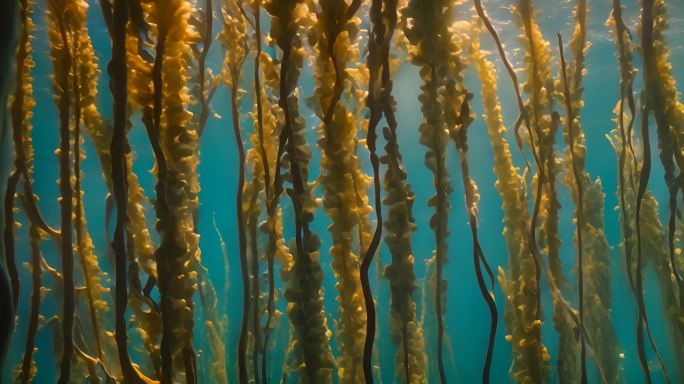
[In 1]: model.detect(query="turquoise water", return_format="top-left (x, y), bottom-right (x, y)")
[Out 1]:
top-left (2, 0), bottom-right (684, 382)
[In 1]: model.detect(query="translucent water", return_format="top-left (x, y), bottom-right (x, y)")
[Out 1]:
top-left (1, 0), bottom-right (683, 382)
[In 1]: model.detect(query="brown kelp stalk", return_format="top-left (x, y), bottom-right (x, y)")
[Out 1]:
top-left (4, 0), bottom-right (36, 316)
top-left (643, 0), bottom-right (684, 324)
top-left (607, 0), bottom-right (639, 349)
top-left (360, 0), bottom-right (387, 381)
top-left (196, 0), bottom-right (215, 138)
top-left (310, 1), bottom-right (370, 382)
top-left (380, 2), bottom-right (427, 383)
top-left (248, 1), bottom-right (269, 378)
top-left (11, 10), bottom-right (43, 380)
top-left (473, 3), bottom-right (552, 382)
top-left (193, 6), bottom-right (229, 368)
top-left (108, 0), bottom-right (146, 382)
top-left (634, 0), bottom-right (671, 381)
top-left (253, 35), bottom-right (285, 383)
top-left (147, 0), bottom-right (202, 381)
top-left (402, 1), bottom-right (459, 381)
top-left (220, 2), bottom-right (249, 381)
top-left (446, 89), bottom-right (498, 383)
top-left (45, 1), bottom-right (76, 381)
top-left (18, 223), bottom-right (41, 384)
top-left (640, 0), bottom-right (684, 365)
top-left (265, 0), bottom-right (335, 381)
top-left (69, 3), bottom-right (112, 368)
top-left (557, 2), bottom-right (621, 379)
top-left (557, 33), bottom-right (587, 383)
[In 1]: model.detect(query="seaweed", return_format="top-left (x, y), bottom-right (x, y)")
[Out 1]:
top-left (360, 0), bottom-right (388, 381)
top-left (634, 0), bottom-right (672, 381)
top-left (309, 1), bottom-right (370, 382)
top-left (471, 6), bottom-right (562, 382)
top-left (45, 1), bottom-right (77, 381)
top-left (107, 0), bottom-right (150, 381)
top-left (219, 1), bottom-right (250, 381)
top-left (638, 0), bottom-right (684, 374)
top-left (5, 1), bottom-right (684, 382)
top-left (144, 0), bottom-right (203, 381)
top-left (557, 3), bottom-right (622, 380)
top-left (401, 1), bottom-right (461, 381)
top-left (265, 1), bottom-right (335, 381)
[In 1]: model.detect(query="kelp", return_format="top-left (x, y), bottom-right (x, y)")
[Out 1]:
top-left (219, 1), bottom-right (250, 382)
top-left (265, 1), bottom-right (335, 382)
top-left (9, 4), bottom-right (40, 380)
top-left (639, 0), bottom-right (684, 372)
top-left (144, 0), bottom-right (202, 381)
top-left (197, 262), bottom-right (228, 382)
top-left (633, 0), bottom-right (673, 381)
top-left (644, 0), bottom-right (684, 304)
top-left (445, 75), bottom-right (498, 382)
top-left (68, 0), bottom-right (113, 373)
top-left (45, 1), bottom-right (77, 381)
top-left (376, 0), bottom-right (428, 382)
top-left (308, 1), bottom-right (371, 382)
top-left (107, 0), bottom-right (154, 382)
top-left (6, 0), bottom-right (684, 382)
top-left (469, 16), bottom-right (551, 383)
top-left (360, 0), bottom-right (389, 381)
top-left (557, 3), bottom-right (621, 381)
top-left (401, 0), bottom-right (461, 381)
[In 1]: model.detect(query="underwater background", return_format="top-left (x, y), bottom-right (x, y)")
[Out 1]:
top-left (1, 0), bottom-right (684, 382)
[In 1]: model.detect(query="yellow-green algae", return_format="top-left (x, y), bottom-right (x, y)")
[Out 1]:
top-left (3, 0), bottom-right (684, 383)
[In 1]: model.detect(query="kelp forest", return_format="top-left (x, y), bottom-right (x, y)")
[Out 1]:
top-left (0, 0), bottom-right (683, 382)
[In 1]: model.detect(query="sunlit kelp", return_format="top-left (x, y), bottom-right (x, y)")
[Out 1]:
top-left (3, 0), bottom-right (684, 383)
top-left (377, 0), bottom-right (428, 382)
top-left (143, 0), bottom-right (201, 381)
top-left (556, 2), bottom-right (622, 383)
top-left (470, 12), bottom-right (551, 383)
top-left (264, 1), bottom-right (334, 382)
top-left (639, 1), bottom-right (684, 370)
top-left (444, 38), bottom-right (498, 382)
top-left (401, 1), bottom-right (461, 381)
top-left (308, 1), bottom-right (371, 382)
top-left (559, 7), bottom-right (621, 384)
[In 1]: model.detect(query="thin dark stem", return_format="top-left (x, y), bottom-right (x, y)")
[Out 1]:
top-left (3, 171), bottom-right (20, 314)
top-left (197, 0), bottom-right (213, 138)
top-left (427, 63), bottom-right (448, 384)
top-left (231, 70), bottom-right (250, 384)
top-left (55, 13), bottom-right (74, 384)
top-left (453, 95), bottom-right (498, 384)
top-left (557, 33), bottom-right (587, 384)
top-left (18, 223), bottom-right (42, 384)
top-left (636, 1), bottom-right (671, 381)
top-left (108, 0), bottom-right (144, 382)
top-left (250, 4), bottom-right (265, 382)
top-left (360, 0), bottom-right (386, 382)
top-left (474, 0), bottom-right (543, 317)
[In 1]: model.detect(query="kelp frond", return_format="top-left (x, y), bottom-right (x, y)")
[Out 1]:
top-left (557, 2), bottom-right (621, 381)
top-left (401, 0), bottom-right (461, 381)
top-left (309, 1), bottom-right (371, 382)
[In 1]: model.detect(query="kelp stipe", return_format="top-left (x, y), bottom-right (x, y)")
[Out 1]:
top-left (379, 1), bottom-right (428, 383)
top-left (265, 0), bottom-right (334, 382)
top-left (218, 1), bottom-right (249, 382)
top-left (3, 0), bottom-right (684, 383)
top-left (401, 1), bottom-right (461, 381)
top-left (45, 1), bottom-right (78, 380)
top-left (638, 1), bottom-right (684, 373)
top-left (309, 1), bottom-right (371, 382)
top-left (445, 76), bottom-right (498, 382)
top-left (469, 14), bottom-right (551, 384)
top-left (558, 22), bottom-right (621, 382)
